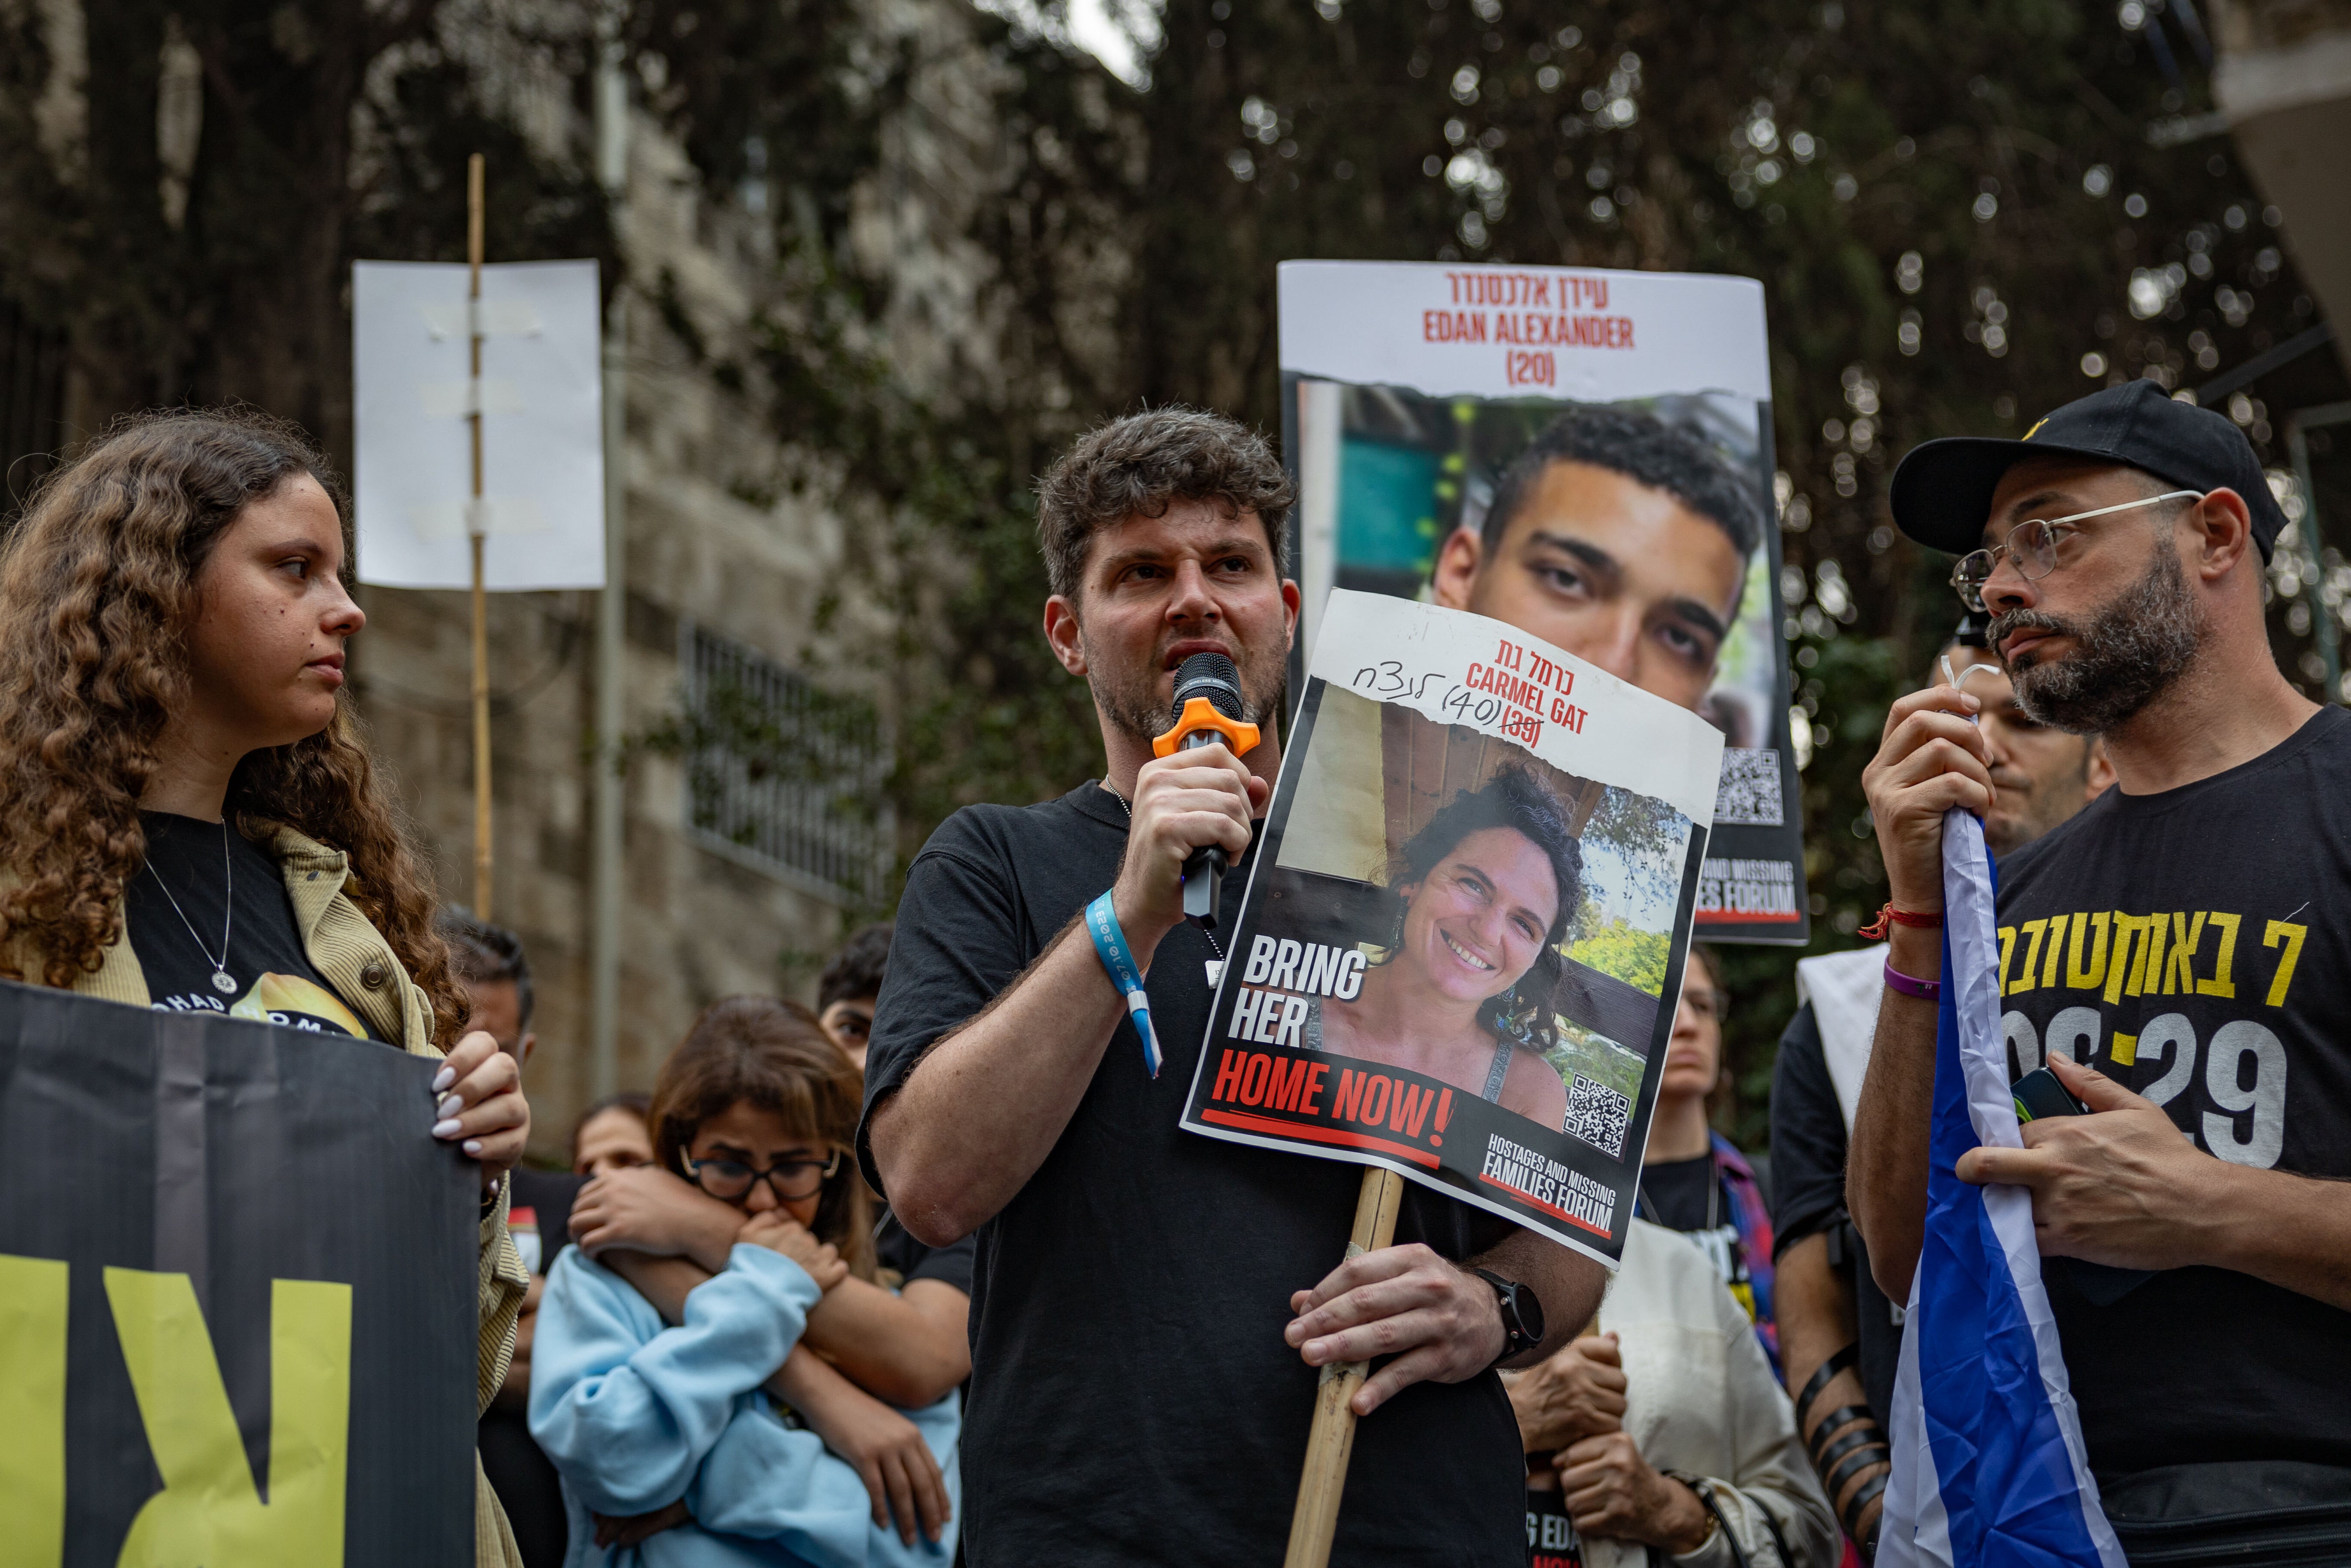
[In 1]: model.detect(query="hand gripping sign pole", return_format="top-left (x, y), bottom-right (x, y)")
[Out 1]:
top-left (464, 152), bottom-right (493, 919)
top-left (1282, 1166), bottom-right (1404, 1568)
top-left (1186, 590), bottom-right (1728, 1568)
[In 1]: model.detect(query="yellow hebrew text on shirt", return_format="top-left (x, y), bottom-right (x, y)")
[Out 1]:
top-left (2263, 920), bottom-right (2307, 1007)
top-left (2009, 920), bottom-right (2046, 994)
top-left (2105, 911), bottom-right (2173, 1003)
top-left (2041, 914), bottom-right (2071, 989)
top-left (2163, 912), bottom-right (2205, 995)
top-left (2066, 910), bottom-right (2110, 991)
top-left (107, 1267), bottom-right (352, 1568)
top-left (0, 1254), bottom-right (67, 1563)
top-left (2199, 912), bottom-right (2241, 997)
top-left (2110, 1032), bottom-right (2138, 1067)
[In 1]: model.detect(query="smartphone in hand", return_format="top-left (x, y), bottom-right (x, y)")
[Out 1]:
top-left (2009, 1066), bottom-right (2154, 1305)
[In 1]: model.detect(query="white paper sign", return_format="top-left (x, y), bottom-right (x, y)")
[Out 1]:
top-left (1278, 258), bottom-right (1808, 944)
top-left (1277, 260), bottom-right (1770, 405)
top-left (353, 260), bottom-right (605, 590)
top-left (1314, 590), bottom-right (1723, 828)
top-left (1181, 590), bottom-right (1725, 1265)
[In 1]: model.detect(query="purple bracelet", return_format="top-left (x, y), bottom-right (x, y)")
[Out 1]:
top-left (1883, 960), bottom-right (1941, 1002)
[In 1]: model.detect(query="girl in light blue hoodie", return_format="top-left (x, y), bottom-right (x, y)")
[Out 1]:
top-left (531, 998), bottom-right (959, 1567)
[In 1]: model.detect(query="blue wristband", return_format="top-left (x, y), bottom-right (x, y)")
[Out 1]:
top-left (1085, 890), bottom-right (1160, 1077)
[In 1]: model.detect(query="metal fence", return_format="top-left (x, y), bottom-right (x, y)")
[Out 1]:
top-left (677, 621), bottom-right (891, 905)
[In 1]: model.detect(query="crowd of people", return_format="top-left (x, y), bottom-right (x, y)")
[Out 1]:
top-left (3, 381), bottom-right (2341, 1568)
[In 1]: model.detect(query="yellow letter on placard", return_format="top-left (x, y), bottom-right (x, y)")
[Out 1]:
top-left (105, 1269), bottom-right (352, 1568)
top-left (0, 1253), bottom-right (68, 1568)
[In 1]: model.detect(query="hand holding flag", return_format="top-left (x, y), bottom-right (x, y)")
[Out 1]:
top-left (1875, 806), bottom-right (2126, 1568)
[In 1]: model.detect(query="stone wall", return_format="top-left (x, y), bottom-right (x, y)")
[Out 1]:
top-left (353, 0), bottom-right (1040, 1160)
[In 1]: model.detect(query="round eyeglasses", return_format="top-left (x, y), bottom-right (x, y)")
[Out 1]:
top-left (1950, 490), bottom-right (2200, 611)
top-left (679, 1146), bottom-right (843, 1205)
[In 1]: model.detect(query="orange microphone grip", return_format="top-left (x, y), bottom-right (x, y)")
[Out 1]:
top-left (1153, 698), bottom-right (1261, 759)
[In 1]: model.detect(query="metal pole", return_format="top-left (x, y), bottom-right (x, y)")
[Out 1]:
top-left (588, 14), bottom-right (630, 1101)
top-left (467, 152), bottom-right (493, 921)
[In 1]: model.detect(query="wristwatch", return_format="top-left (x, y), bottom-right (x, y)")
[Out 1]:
top-left (1471, 1267), bottom-right (1545, 1367)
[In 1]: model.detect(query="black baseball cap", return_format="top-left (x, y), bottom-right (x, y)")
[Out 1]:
top-left (1890, 379), bottom-right (2288, 561)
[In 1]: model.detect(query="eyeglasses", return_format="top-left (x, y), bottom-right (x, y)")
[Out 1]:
top-left (1950, 490), bottom-right (2200, 611)
top-left (679, 1147), bottom-right (843, 1205)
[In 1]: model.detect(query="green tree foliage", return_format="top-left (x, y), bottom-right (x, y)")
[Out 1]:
top-left (1014, 0), bottom-right (2343, 1144)
top-left (1568, 916), bottom-right (1670, 995)
top-left (8, 0), bottom-right (2345, 1136)
top-left (0, 1), bottom-right (612, 451)
top-left (636, 0), bottom-right (2346, 1130)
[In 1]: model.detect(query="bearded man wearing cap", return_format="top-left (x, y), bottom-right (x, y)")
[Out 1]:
top-left (1848, 380), bottom-right (2351, 1560)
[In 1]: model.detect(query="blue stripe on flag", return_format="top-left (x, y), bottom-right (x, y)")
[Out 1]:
top-left (1881, 808), bottom-right (2125, 1568)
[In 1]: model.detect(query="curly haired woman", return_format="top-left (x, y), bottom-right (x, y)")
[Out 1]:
top-left (0, 408), bottom-right (534, 1564)
top-left (1314, 767), bottom-right (1581, 1127)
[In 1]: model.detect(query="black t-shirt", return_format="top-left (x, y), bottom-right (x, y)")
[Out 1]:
top-left (1993, 705), bottom-right (2351, 1479)
top-left (1768, 1002), bottom-right (1900, 1423)
top-left (859, 782), bottom-right (1524, 1567)
top-left (1637, 1152), bottom-right (1716, 1232)
top-left (875, 1208), bottom-right (976, 1298)
top-left (125, 812), bottom-right (383, 1041)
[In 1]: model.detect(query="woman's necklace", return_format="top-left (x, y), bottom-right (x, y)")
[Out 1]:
top-left (146, 819), bottom-right (237, 993)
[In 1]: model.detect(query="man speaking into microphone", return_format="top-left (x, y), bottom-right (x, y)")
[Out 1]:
top-left (860, 407), bottom-right (1601, 1565)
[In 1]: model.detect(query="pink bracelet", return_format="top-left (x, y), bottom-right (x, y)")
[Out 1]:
top-left (1883, 960), bottom-right (1940, 1002)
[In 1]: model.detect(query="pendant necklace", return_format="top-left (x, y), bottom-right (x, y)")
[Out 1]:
top-left (147, 819), bottom-right (237, 993)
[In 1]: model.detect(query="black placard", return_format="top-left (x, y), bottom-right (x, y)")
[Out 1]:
top-left (0, 981), bottom-right (477, 1566)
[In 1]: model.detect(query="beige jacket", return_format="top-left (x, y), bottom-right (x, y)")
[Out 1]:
top-left (53, 823), bottom-right (530, 1567)
top-left (1582, 1219), bottom-right (1840, 1568)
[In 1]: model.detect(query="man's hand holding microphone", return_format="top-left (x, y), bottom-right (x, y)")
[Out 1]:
top-left (1114, 652), bottom-right (1269, 956)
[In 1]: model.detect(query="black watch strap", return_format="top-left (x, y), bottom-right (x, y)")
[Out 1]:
top-left (1471, 1267), bottom-right (1543, 1365)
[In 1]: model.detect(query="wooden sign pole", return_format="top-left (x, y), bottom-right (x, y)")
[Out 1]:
top-left (1282, 1165), bottom-right (1404, 1568)
top-left (465, 152), bottom-right (493, 921)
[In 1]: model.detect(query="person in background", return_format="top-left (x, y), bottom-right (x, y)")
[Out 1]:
top-left (1506, 943), bottom-right (1809, 1568)
top-left (446, 912), bottom-right (584, 1568)
top-left (534, 997), bottom-right (961, 1564)
top-left (574, 1092), bottom-right (655, 1177)
top-left (817, 924), bottom-right (892, 1072)
top-left (811, 921), bottom-right (979, 1353)
top-left (567, 1069), bottom-right (972, 1529)
top-left (0, 409), bottom-right (531, 1565)
top-left (1508, 1218), bottom-right (1837, 1568)
top-left (1633, 943), bottom-right (1775, 1365)
top-left (1769, 625), bottom-right (2111, 1559)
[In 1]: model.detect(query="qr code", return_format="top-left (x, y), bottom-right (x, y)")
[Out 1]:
top-left (1712, 747), bottom-right (1785, 827)
top-left (1565, 1075), bottom-right (1632, 1159)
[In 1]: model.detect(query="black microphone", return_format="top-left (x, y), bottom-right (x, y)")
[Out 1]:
top-left (1156, 651), bottom-right (1260, 931)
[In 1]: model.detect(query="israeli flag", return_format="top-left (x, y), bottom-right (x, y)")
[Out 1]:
top-left (1877, 807), bottom-right (2125, 1568)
